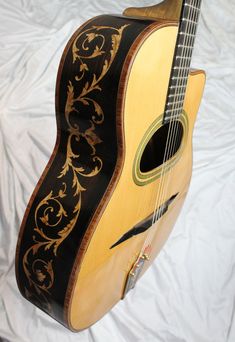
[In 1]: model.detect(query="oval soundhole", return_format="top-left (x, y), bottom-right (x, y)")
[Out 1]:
top-left (140, 121), bottom-right (184, 173)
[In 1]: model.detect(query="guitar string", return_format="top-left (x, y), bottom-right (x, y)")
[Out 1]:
top-left (134, 3), bottom-right (189, 257)
top-left (156, 0), bottom-right (201, 230)
top-left (140, 0), bottom-right (200, 258)
top-left (154, 0), bottom-right (202, 232)
top-left (150, 0), bottom-right (201, 252)
top-left (152, 1), bottom-right (194, 228)
top-left (152, 0), bottom-right (196, 231)
top-left (139, 0), bottom-right (201, 259)
top-left (157, 0), bottom-right (201, 223)
top-left (140, 0), bottom-right (193, 256)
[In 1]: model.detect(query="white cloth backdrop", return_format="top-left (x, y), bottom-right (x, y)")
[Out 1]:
top-left (0, 0), bottom-right (235, 341)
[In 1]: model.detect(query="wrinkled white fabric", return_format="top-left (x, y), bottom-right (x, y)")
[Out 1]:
top-left (0, 0), bottom-right (235, 341)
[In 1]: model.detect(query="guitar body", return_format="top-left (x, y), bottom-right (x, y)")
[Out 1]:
top-left (16, 3), bottom-right (205, 332)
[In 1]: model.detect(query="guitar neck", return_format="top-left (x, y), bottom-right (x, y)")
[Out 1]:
top-left (164, 0), bottom-right (202, 123)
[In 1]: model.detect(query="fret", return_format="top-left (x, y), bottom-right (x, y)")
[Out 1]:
top-left (170, 85), bottom-right (187, 90)
top-left (166, 98), bottom-right (185, 107)
top-left (177, 45), bottom-right (194, 50)
top-left (182, 18), bottom-right (198, 25)
top-left (172, 69), bottom-right (191, 78)
top-left (165, 108), bottom-right (182, 115)
top-left (166, 106), bottom-right (183, 113)
top-left (173, 67), bottom-right (190, 72)
top-left (179, 32), bottom-right (196, 38)
top-left (176, 56), bottom-right (191, 60)
top-left (167, 100), bottom-right (184, 106)
top-left (164, 114), bottom-right (182, 121)
top-left (172, 76), bottom-right (188, 81)
top-left (185, 3), bottom-right (200, 12)
top-left (173, 66), bottom-right (192, 74)
top-left (166, 104), bottom-right (184, 112)
top-left (168, 93), bottom-right (185, 99)
top-left (163, 0), bottom-right (202, 123)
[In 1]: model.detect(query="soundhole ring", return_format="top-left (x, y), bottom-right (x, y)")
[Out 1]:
top-left (133, 111), bottom-right (189, 186)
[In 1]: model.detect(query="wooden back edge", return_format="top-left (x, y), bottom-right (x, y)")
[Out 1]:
top-left (124, 0), bottom-right (183, 21)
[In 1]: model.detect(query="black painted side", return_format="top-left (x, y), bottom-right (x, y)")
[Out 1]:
top-left (16, 15), bottom-right (156, 328)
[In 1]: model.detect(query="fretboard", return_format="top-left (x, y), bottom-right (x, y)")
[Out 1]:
top-left (163, 0), bottom-right (202, 123)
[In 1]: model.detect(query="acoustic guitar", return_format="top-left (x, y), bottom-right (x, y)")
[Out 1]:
top-left (16, 0), bottom-right (205, 331)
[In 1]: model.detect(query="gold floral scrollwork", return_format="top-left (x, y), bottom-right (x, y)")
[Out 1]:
top-left (22, 23), bottom-right (129, 312)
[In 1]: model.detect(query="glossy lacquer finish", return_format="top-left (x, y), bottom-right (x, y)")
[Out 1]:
top-left (15, 15), bottom-right (157, 327)
top-left (16, 11), bottom-right (205, 331)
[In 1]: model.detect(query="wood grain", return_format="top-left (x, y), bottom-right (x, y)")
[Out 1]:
top-left (124, 0), bottom-right (183, 21)
top-left (15, 3), bottom-right (205, 332)
top-left (15, 14), bottom-right (157, 330)
top-left (68, 22), bottom-right (205, 331)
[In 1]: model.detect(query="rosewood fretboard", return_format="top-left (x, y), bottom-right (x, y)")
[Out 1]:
top-left (164, 0), bottom-right (202, 123)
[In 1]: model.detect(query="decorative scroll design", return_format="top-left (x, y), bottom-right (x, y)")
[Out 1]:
top-left (22, 24), bottom-right (129, 312)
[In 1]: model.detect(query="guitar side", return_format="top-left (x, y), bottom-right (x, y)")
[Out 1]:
top-left (15, 13), bottom-right (205, 331)
top-left (15, 14), bottom-right (160, 329)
